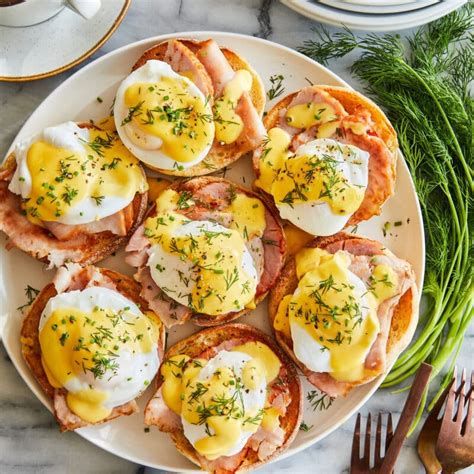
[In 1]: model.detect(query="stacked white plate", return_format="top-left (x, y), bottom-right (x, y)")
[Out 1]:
top-left (280, 0), bottom-right (468, 31)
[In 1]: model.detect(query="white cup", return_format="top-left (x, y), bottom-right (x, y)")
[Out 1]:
top-left (0, 0), bottom-right (102, 27)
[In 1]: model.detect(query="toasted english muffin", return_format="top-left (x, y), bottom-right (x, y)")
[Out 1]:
top-left (0, 122), bottom-right (148, 267)
top-left (268, 233), bottom-right (418, 397)
top-left (130, 38), bottom-right (266, 177)
top-left (20, 265), bottom-right (166, 432)
top-left (144, 323), bottom-right (303, 473)
top-left (253, 85), bottom-right (398, 229)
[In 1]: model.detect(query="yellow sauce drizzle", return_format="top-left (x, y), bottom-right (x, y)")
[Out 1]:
top-left (123, 77), bottom-right (214, 163)
top-left (145, 211), bottom-right (257, 315)
top-left (214, 70), bottom-right (253, 144)
top-left (23, 129), bottom-right (145, 224)
top-left (275, 248), bottom-right (381, 382)
top-left (285, 102), bottom-right (337, 129)
top-left (160, 342), bottom-right (281, 460)
top-left (39, 305), bottom-right (158, 423)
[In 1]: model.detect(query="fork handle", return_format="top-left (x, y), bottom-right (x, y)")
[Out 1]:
top-left (381, 363), bottom-right (433, 472)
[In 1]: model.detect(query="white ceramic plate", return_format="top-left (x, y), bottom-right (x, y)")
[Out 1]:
top-left (0, 32), bottom-right (424, 472)
top-left (319, 0), bottom-right (439, 15)
top-left (280, 0), bottom-right (467, 31)
top-left (0, 0), bottom-right (130, 82)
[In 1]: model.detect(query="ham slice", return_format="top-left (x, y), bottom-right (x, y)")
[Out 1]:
top-left (144, 386), bottom-right (181, 432)
top-left (197, 39), bottom-right (235, 97)
top-left (43, 202), bottom-right (133, 241)
top-left (196, 39), bottom-right (265, 149)
top-left (164, 39), bottom-right (214, 99)
top-left (135, 267), bottom-right (192, 328)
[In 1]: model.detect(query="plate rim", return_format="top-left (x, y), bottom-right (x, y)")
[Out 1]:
top-left (0, 0), bottom-right (131, 83)
top-left (1, 30), bottom-right (425, 471)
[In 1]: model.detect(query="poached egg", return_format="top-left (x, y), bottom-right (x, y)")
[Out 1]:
top-left (114, 60), bottom-right (215, 171)
top-left (8, 121), bottom-right (147, 226)
top-left (39, 286), bottom-right (160, 422)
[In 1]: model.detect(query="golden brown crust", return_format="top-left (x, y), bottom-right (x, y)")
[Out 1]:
top-left (20, 267), bottom-right (166, 431)
top-left (130, 38), bottom-right (266, 177)
top-left (252, 86), bottom-right (398, 229)
top-left (268, 233), bottom-right (418, 393)
top-left (142, 176), bottom-right (286, 327)
top-left (0, 123), bottom-right (148, 267)
top-left (156, 323), bottom-right (303, 473)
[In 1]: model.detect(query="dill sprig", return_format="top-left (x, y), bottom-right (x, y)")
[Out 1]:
top-left (307, 390), bottom-right (334, 411)
top-left (298, 4), bottom-right (473, 432)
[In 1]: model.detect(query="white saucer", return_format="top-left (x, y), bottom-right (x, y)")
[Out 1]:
top-left (281, 0), bottom-right (467, 31)
top-left (320, 0), bottom-right (439, 14)
top-left (0, 0), bottom-right (130, 82)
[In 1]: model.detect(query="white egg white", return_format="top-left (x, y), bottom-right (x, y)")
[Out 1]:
top-left (8, 121), bottom-right (140, 225)
top-left (277, 138), bottom-right (370, 236)
top-left (182, 350), bottom-right (267, 458)
top-left (290, 268), bottom-right (376, 374)
top-left (147, 219), bottom-right (259, 313)
top-left (114, 60), bottom-right (214, 170)
top-left (39, 286), bottom-right (160, 409)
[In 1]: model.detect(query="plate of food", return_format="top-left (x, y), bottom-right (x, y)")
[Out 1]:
top-left (0, 32), bottom-right (424, 472)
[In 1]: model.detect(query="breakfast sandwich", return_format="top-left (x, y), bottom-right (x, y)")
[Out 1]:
top-left (253, 85), bottom-right (398, 236)
top-left (20, 263), bottom-right (165, 431)
top-left (269, 233), bottom-right (418, 397)
top-left (0, 122), bottom-right (148, 267)
top-left (144, 323), bottom-right (302, 473)
top-left (125, 176), bottom-right (286, 327)
top-left (114, 38), bottom-right (266, 176)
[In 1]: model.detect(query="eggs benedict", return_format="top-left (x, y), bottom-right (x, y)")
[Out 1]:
top-left (0, 122), bottom-right (148, 267)
top-left (20, 263), bottom-right (165, 431)
top-left (269, 233), bottom-right (418, 397)
top-left (115, 38), bottom-right (266, 176)
top-left (253, 85), bottom-right (398, 236)
top-left (144, 323), bottom-right (302, 473)
top-left (125, 177), bottom-right (286, 327)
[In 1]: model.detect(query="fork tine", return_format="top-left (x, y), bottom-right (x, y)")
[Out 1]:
top-left (445, 369), bottom-right (458, 423)
top-left (386, 412), bottom-right (394, 447)
top-left (374, 413), bottom-right (382, 466)
top-left (351, 413), bottom-right (361, 466)
top-left (363, 413), bottom-right (372, 464)
top-left (463, 370), bottom-right (474, 436)
top-left (454, 368), bottom-right (466, 431)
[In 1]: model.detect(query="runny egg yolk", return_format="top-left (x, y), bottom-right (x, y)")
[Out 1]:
top-left (39, 306), bottom-right (159, 423)
top-left (160, 342), bottom-right (281, 460)
top-left (23, 129), bottom-right (144, 224)
top-left (214, 69), bottom-right (253, 144)
top-left (144, 211), bottom-right (257, 315)
top-left (274, 248), bottom-right (399, 382)
top-left (256, 127), bottom-right (365, 216)
top-left (123, 77), bottom-right (214, 163)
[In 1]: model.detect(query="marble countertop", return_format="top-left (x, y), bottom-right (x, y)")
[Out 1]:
top-left (1, 1), bottom-right (472, 473)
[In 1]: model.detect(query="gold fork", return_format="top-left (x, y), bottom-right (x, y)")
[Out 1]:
top-left (435, 368), bottom-right (474, 473)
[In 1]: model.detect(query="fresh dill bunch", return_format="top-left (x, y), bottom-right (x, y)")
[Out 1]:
top-left (298, 4), bottom-right (473, 432)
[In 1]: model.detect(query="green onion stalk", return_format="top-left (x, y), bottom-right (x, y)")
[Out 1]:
top-left (298, 4), bottom-right (473, 431)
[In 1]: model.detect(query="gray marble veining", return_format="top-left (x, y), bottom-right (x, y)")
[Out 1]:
top-left (0, 1), bottom-right (472, 473)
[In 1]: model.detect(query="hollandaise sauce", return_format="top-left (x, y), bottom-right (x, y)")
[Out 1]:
top-left (256, 129), bottom-right (366, 216)
top-left (274, 248), bottom-right (399, 382)
top-left (145, 211), bottom-right (258, 315)
top-left (160, 342), bottom-right (281, 460)
top-left (39, 287), bottom-right (160, 423)
top-left (122, 76), bottom-right (214, 163)
top-left (15, 123), bottom-right (145, 226)
top-left (214, 69), bottom-right (253, 144)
